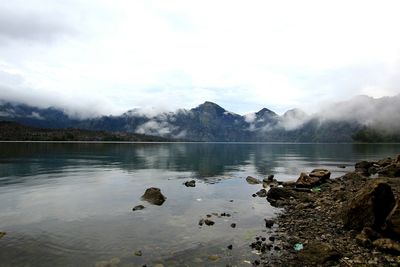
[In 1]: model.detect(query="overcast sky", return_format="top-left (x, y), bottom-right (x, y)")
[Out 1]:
top-left (1, 0), bottom-right (400, 116)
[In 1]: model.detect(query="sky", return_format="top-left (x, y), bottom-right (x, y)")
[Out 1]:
top-left (1, 0), bottom-right (400, 117)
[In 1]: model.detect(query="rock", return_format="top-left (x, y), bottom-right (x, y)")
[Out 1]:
top-left (378, 163), bottom-right (400, 178)
top-left (266, 187), bottom-right (296, 200)
top-left (134, 250), bottom-right (142, 256)
top-left (386, 201), bottom-right (400, 239)
top-left (295, 172), bottom-right (320, 188)
top-left (208, 255), bottom-right (220, 261)
top-left (397, 155), bottom-right (400, 163)
top-left (355, 161), bottom-right (375, 176)
top-left (356, 230), bottom-right (372, 248)
top-left (0, 232), bottom-right (5, 239)
top-left (227, 244), bottom-right (233, 250)
top-left (296, 242), bottom-right (341, 265)
top-left (132, 205), bottom-right (145, 211)
top-left (204, 219), bottom-right (215, 226)
top-left (256, 189), bottom-right (267, 197)
top-left (377, 157), bottom-right (394, 167)
top-left (184, 180), bottom-right (196, 187)
top-left (230, 223), bottom-right (236, 228)
top-left (309, 169), bottom-right (331, 181)
top-left (141, 187), bottom-right (166, 206)
top-left (337, 165), bottom-right (346, 168)
top-left (342, 171), bottom-right (365, 181)
top-left (263, 175), bottom-right (275, 183)
top-left (264, 219), bottom-right (274, 228)
top-left (342, 179), bottom-right (396, 230)
top-left (373, 238), bottom-right (400, 255)
top-left (198, 219), bottom-right (205, 226)
top-left (246, 176), bottom-right (261, 184)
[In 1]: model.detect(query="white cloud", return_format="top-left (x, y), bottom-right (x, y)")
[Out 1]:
top-left (1, 0), bottom-right (400, 115)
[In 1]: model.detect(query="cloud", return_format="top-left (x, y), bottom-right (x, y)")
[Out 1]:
top-left (0, 0), bottom-right (400, 116)
top-left (0, 2), bottom-right (76, 45)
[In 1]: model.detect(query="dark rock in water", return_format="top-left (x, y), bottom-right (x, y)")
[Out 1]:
top-left (184, 180), bottom-right (196, 187)
top-left (230, 223), bottom-right (236, 228)
top-left (141, 187), bottom-right (166, 206)
top-left (372, 238), bottom-right (400, 254)
top-left (252, 194), bottom-right (257, 197)
top-left (199, 219), bottom-right (205, 226)
top-left (204, 219), bottom-right (215, 226)
top-left (296, 242), bottom-right (341, 264)
top-left (378, 163), bottom-right (400, 178)
top-left (134, 250), bottom-right (142, 256)
top-left (0, 232), bottom-right (5, 239)
top-left (246, 176), bottom-right (261, 184)
top-left (132, 205), bottom-right (145, 211)
top-left (342, 179), bottom-right (395, 230)
top-left (295, 172), bottom-right (320, 188)
top-left (355, 161), bottom-right (375, 176)
top-left (386, 201), bottom-right (400, 239)
top-left (264, 219), bottom-right (274, 228)
top-left (263, 175), bottom-right (274, 183)
top-left (227, 244), bottom-right (233, 250)
top-left (337, 165), bottom-right (346, 168)
top-left (309, 169), bottom-right (331, 181)
top-left (397, 155), bottom-right (400, 163)
top-left (267, 187), bottom-right (296, 200)
top-left (256, 189), bottom-right (267, 197)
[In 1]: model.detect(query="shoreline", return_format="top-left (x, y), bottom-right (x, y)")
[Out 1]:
top-left (254, 155), bottom-right (400, 266)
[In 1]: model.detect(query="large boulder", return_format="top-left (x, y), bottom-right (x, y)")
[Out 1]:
top-left (141, 187), bottom-right (166, 206)
top-left (342, 179), bottom-right (395, 230)
top-left (295, 173), bottom-right (320, 188)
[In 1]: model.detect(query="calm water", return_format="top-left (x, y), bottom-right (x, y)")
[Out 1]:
top-left (0, 142), bottom-right (399, 266)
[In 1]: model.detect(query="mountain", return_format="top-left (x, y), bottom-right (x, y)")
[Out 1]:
top-left (1, 96), bottom-right (399, 142)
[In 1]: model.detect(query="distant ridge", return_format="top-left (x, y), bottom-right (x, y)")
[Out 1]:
top-left (1, 95), bottom-right (400, 142)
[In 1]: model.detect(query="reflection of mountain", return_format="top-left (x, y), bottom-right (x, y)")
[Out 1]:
top-left (4, 96), bottom-right (400, 142)
top-left (2, 143), bottom-right (400, 187)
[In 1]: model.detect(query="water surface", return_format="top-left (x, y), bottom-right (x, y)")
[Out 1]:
top-left (0, 143), bottom-right (399, 266)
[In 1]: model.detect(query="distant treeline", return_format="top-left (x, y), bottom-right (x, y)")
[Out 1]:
top-left (352, 127), bottom-right (400, 143)
top-left (0, 121), bottom-right (172, 142)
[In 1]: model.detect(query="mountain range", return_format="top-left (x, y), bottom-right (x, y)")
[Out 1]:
top-left (1, 95), bottom-right (400, 142)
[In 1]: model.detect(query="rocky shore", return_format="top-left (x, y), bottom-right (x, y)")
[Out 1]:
top-left (256, 155), bottom-right (400, 266)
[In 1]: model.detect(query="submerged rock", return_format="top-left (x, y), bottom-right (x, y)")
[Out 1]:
top-left (0, 232), bottom-right (5, 239)
top-left (246, 176), bottom-right (261, 184)
top-left (184, 180), bottom-right (196, 187)
top-left (342, 179), bottom-right (395, 230)
top-left (141, 187), bottom-right (166, 206)
top-left (256, 189), bottom-right (267, 197)
top-left (132, 205), bottom-right (145, 211)
top-left (264, 219), bottom-right (274, 228)
top-left (204, 219), bottom-right (215, 226)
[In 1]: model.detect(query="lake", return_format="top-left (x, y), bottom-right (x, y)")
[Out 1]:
top-left (0, 142), bottom-right (399, 266)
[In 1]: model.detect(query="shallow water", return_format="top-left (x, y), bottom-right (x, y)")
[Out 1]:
top-left (0, 142), bottom-right (399, 266)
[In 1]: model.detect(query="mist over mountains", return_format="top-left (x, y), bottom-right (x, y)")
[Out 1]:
top-left (1, 95), bottom-right (400, 142)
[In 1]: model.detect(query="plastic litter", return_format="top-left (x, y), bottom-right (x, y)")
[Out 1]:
top-left (293, 243), bottom-right (304, 251)
top-left (311, 186), bottom-right (321, 193)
